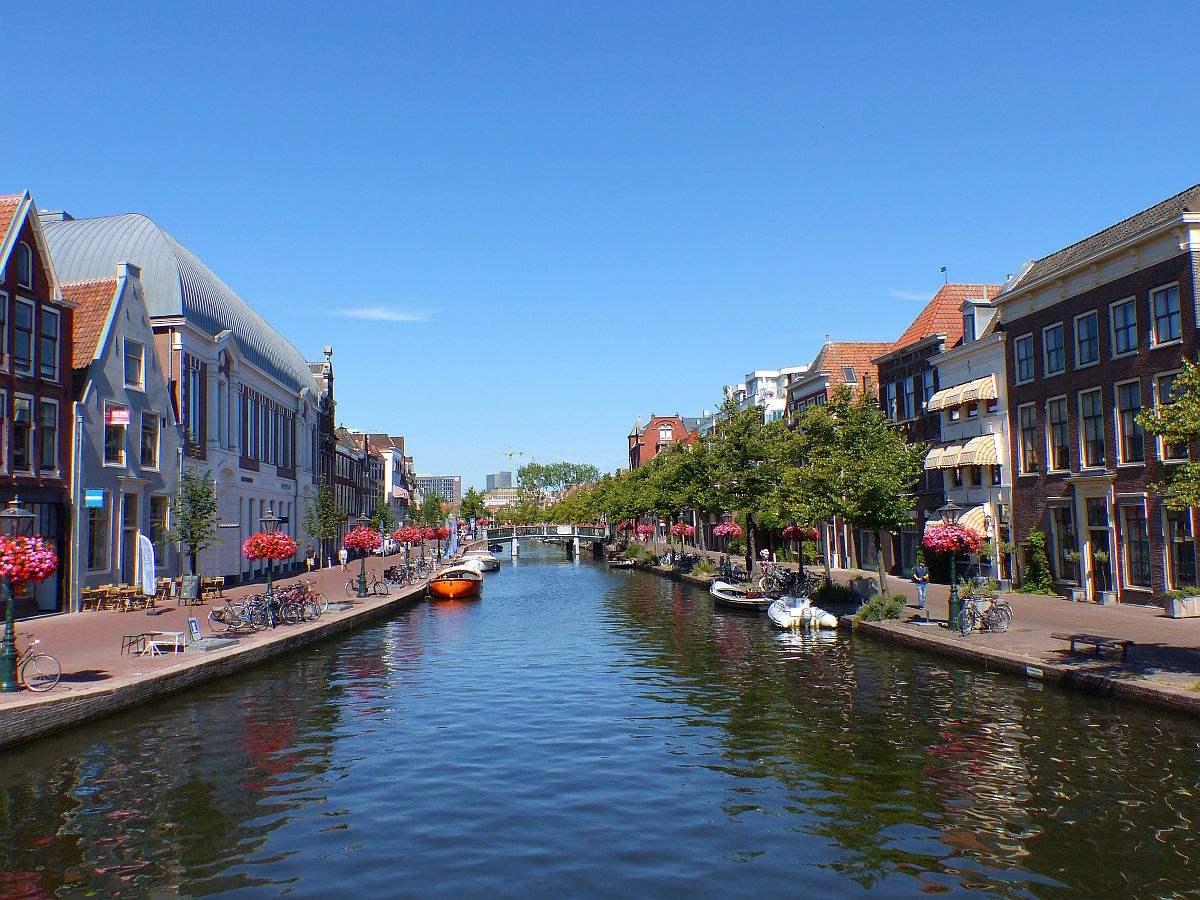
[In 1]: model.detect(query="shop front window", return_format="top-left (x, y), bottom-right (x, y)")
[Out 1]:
top-left (1120, 505), bottom-right (1152, 589)
top-left (1166, 509), bottom-right (1197, 590)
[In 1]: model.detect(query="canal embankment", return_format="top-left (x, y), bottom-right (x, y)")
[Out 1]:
top-left (630, 539), bottom-right (1200, 717)
top-left (0, 560), bottom-right (432, 750)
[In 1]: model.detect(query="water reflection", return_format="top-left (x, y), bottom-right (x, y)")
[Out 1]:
top-left (0, 549), bottom-right (1197, 897)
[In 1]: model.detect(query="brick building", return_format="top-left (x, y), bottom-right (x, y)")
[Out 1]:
top-left (996, 183), bottom-right (1200, 604)
top-left (628, 414), bottom-right (701, 469)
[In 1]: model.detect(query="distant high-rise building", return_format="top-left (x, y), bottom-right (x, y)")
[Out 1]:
top-left (486, 471), bottom-right (513, 491)
top-left (416, 474), bottom-right (462, 505)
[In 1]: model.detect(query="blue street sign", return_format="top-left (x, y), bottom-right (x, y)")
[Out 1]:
top-left (84, 490), bottom-right (105, 508)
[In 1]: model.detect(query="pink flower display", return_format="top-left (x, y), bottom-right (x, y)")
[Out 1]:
top-left (393, 526), bottom-right (424, 545)
top-left (0, 535), bottom-right (58, 587)
top-left (922, 524), bottom-right (983, 554)
top-left (435, 526), bottom-right (450, 540)
top-left (345, 526), bottom-right (383, 552)
top-left (635, 523), bottom-right (654, 537)
top-left (670, 523), bottom-right (695, 537)
top-left (617, 520), bottom-right (633, 532)
top-left (782, 525), bottom-right (819, 542)
top-left (241, 532), bottom-right (298, 562)
top-left (713, 522), bottom-right (743, 539)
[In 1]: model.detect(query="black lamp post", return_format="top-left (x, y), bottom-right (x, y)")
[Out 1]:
top-left (939, 500), bottom-right (964, 628)
top-left (1, 497), bottom-right (38, 693)
top-left (353, 514), bottom-right (370, 598)
top-left (260, 504), bottom-right (281, 596)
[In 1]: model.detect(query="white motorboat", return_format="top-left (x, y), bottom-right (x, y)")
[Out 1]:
top-left (461, 550), bottom-right (500, 572)
top-left (709, 580), bottom-right (772, 612)
top-left (767, 596), bottom-right (838, 630)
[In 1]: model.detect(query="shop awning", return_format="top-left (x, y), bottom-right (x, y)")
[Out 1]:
top-left (926, 375), bottom-right (997, 411)
top-left (957, 434), bottom-right (1000, 466)
top-left (924, 504), bottom-right (990, 535)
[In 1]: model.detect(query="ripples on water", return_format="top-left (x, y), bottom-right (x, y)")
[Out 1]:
top-left (2, 545), bottom-right (1199, 897)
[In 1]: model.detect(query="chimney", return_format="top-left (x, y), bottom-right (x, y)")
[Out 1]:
top-left (39, 210), bottom-right (74, 223)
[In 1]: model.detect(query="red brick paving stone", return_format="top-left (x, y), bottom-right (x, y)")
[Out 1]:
top-left (644, 539), bottom-right (1200, 704)
top-left (0, 555), bottom-right (430, 711)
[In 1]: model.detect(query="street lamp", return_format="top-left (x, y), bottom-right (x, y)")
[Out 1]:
top-left (259, 504), bottom-right (281, 597)
top-left (353, 513), bottom-right (370, 598)
top-left (1, 497), bottom-right (38, 693)
top-left (939, 499), bottom-right (964, 628)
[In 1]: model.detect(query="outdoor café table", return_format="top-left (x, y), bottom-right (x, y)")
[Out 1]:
top-left (141, 631), bottom-right (184, 656)
top-left (120, 633), bottom-right (149, 655)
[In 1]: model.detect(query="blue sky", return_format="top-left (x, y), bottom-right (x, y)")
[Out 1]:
top-left (8, 2), bottom-right (1200, 490)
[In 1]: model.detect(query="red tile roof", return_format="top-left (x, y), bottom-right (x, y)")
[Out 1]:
top-left (893, 283), bottom-right (1002, 350)
top-left (0, 195), bottom-right (20, 249)
top-left (809, 341), bottom-right (895, 389)
top-left (62, 277), bottom-right (118, 371)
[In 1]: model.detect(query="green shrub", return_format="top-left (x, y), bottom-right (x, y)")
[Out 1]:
top-left (1020, 529), bottom-right (1056, 594)
top-left (959, 578), bottom-right (1000, 600)
top-left (1167, 585), bottom-right (1200, 600)
top-left (692, 560), bottom-right (717, 576)
top-left (728, 538), bottom-right (745, 555)
top-left (812, 580), bottom-right (857, 606)
top-left (853, 593), bottom-right (907, 622)
top-left (623, 546), bottom-right (641, 560)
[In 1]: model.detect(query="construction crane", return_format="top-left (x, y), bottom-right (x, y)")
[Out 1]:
top-left (484, 448), bottom-right (527, 482)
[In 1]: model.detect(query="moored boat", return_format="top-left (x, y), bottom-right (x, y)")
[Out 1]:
top-left (767, 597), bottom-right (838, 630)
top-left (461, 550), bottom-right (500, 571)
top-left (608, 558), bottom-right (637, 568)
top-left (709, 580), bottom-right (772, 612)
top-left (429, 564), bottom-right (484, 599)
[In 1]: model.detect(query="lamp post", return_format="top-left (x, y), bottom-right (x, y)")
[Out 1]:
top-left (939, 500), bottom-right (964, 628)
top-left (259, 504), bottom-right (281, 597)
top-left (1, 497), bottom-right (38, 693)
top-left (354, 514), bottom-right (370, 598)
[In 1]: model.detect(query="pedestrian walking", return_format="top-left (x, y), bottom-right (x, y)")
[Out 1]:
top-left (339, 546), bottom-right (349, 571)
top-left (305, 545), bottom-right (315, 573)
top-left (913, 558), bottom-right (930, 617)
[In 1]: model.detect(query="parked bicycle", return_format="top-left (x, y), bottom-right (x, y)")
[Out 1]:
top-left (345, 573), bottom-right (389, 597)
top-left (957, 594), bottom-right (1013, 635)
top-left (756, 564), bottom-right (821, 597)
top-left (17, 636), bottom-right (60, 692)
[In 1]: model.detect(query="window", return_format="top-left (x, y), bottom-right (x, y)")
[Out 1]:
top-left (15, 242), bottom-right (33, 289)
top-left (1156, 372), bottom-right (1188, 462)
top-left (0, 391), bottom-right (7, 473)
top-left (842, 366), bottom-right (856, 384)
top-left (1047, 397), bottom-right (1070, 471)
top-left (123, 340), bottom-right (144, 388)
top-left (12, 396), bottom-right (32, 472)
top-left (901, 377), bottom-right (916, 420)
top-left (1166, 510), bottom-right (1197, 590)
top-left (1043, 323), bottom-right (1065, 375)
top-left (947, 406), bottom-right (961, 423)
top-left (966, 400), bottom-right (978, 418)
top-left (150, 495), bottom-right (170, 564)
top-left (1111, 298), bottom-right (1138, 357)
top-left (87, 492), bottom-right (110, 571)
top-left (140, 413), bottom-right (160, 469)
top-left (1080, 389), bottom-right (1105, 468)
top-left (1121, 505), bottom-right (1152, 588)
top-left (1151, 285), bottom-right (1181, 346)
top-left (990, 464), bottom-right (1002, 486)
top-left (950, 466), bottom-right (963, 488)
top-left (1051, 506), bottom-right (1077, 582)
top-left (13, 300), bottom-right (33, 375)
top-left (188, 367), bottom-right (202, 442)
top-left (0, 291), bottom-right (7, 362)
top-left (962, 312), bottom-right (976, 343)
top-left (104, 405), bottom-right (128, 466)
top-left (1014, 334), bottom-right (1034, 383)
top-left (1018, 404), bottom-right (1039, 474)
top-left (38, 308), bottom-right (59, 381)
top-left (658, 424), bottom-right (672, 442)
top-left (1075, 312), bottom-right (1099, 367)
top-left (986, 397), bottom-right (998, 415)
top-left (39, 399), bottom-right (57, 471)
top-left (1116, 380), bottom-right (1144, 464)
top-left (216, 380), bottom-right (227, 446)
top-left (921, 370), bottom-right (935, 409)
top-left (883, 382), bottom-right (897, 420)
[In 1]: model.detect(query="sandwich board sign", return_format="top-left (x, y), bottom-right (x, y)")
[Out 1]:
top-left (187, 617), bottom-right (202, 644)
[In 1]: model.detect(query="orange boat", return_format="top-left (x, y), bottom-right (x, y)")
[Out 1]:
top-left (428, 564), bottom-right (483, 600)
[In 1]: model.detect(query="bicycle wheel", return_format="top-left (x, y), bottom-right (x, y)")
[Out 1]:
top-left (250, 605), bottom-right (271, 630)
top-left (956, 606), bottom-right (976, 636)
top-left (301, 599), bottom-right (321, 621)
top-left (345, 578), bottom-right (357, 597)
top-left (372, 579), bottom-right (389, 596)
top-left (991, 604), bottom-right (1013, 633)
top-left (207, 608), bottom-right (232, 633)
top-left (314, 593), bottom-right (330, 614)
top-left (22, 654), bottom-right (61, 692)
top-left (280, 602), bottom-right (301, 625)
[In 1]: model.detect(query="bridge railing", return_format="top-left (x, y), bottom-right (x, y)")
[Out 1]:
top-left (485, 524), bottom-right (608, 541)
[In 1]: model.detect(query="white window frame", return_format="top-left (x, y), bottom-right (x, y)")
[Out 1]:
top-left (1113, 378), bottom-right (1145, 467)
top-left (1109, 296), bottom-right (1138, 359)
top-left (123, 338), bottom-right (145, 390)
top-left (86, 490), bottom-right (112, 573)
top-left (12, 298), bottom-right (34, 376)
top-left (1042, 322), bottom-right (1066, 376)
top-left (1078, 387), bottom-right (1106, 470)
top-left (103, 403), bottom-right (128, 467)
top-left (1017, 402), bottom-right (1039, 475)
top-left (1074, 310), bottom-right (1100, 369)
top-left (38, 397), bottom-right (58, 473)
top-left (962, 312), bottom-right (975, 343)
top-left (1119, 503), bottom-right (1153, 590)
top-left (140, 412), bottom-right (160, 471)
top-left (1150, 282), bottom-right (1182, 348)
top-left (15, 242), bottom-right (33, 289)
top-left (1155, 369), bottom-right (1188, 464)
top-left (11, 393), bottom-right (33, 474)
top-left (1014, 333), bottom-right (1035, 385)
top-left (1045, 394), bottom-right (1070, 473)
top-left (38, 306), bottom-right (59, 382)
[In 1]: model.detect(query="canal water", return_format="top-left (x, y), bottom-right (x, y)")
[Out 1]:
top-left (2, 545), bottom-right (1199, 898)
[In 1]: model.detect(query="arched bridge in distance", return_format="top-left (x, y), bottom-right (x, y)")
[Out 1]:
top-left (480, 525), bottom-right (609, 554)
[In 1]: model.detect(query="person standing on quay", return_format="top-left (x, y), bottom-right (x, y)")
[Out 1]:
top-left (306, 545), bottom-right (315, 573)
top-left (913, 557), bottom-right (930, 617)
top-left (339, 546), bottom-right (349, 571)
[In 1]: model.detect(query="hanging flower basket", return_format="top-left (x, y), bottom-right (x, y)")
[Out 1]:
top-left (713, 522), bottom-right (743, 539)
top-left (242, 532), bottom-right (298, 561)
top-left (635, 523), bottom-right (654, 538)
top-left (922, 524), bottom-right (983, 554)
top-left (617, 520), bottom-right (633, 532)
top-left (434, 526), bottom-right (450, 540)
top-left (670, 523), bottom-right (695, 537)
top-left (393, 526), bottom-right (423, 545)
top-left (782, 525), bottom-right (819, 542)
top-left (345, 526), bottom-right (383, 552)
top-left (0, 535), bottom-right (58, 588)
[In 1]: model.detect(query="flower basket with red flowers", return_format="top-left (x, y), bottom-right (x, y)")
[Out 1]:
top-left (242, 532), bottom-right (298, 561)
top-left (670, 523), bottom-right (695, 538)
top-left (0, 535), bottom-right (58, 588)
top-left (345, 527), bottom-right (383, 553)
top-left (782, 525), bottom-right (819, 542)
top-left (922, 524), bottom-right (982, 555)
top-left (635, 523), bottom-right (654, 538)
top-left (393, 526), bottom-right (423, 545)
top-left (713, 522), bottom-right (743, 539)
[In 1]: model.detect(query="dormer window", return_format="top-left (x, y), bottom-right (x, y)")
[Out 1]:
top-left (842, 366), bottom-right (855, 383)
top-left (658, 424), bottom-right (673, 443)
top-left (15, 242), bottom-right (33, 289)
top-left (962, 312), bottom-right (975, 343)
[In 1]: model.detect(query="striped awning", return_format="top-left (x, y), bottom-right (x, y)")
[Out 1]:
top-left (926, 375), bottom-right (997, 411)
top-left (924, 504), bottom-right (989, 535)
top-left (925, 442), bottom-right (964, 469)
top-left (958, 434), bottom-right (1000, 466)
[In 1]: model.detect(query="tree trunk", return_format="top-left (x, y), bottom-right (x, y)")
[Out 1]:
top-left (822, 522), bottom-right (833, 585)
top-left (874, 530), bottom-right (887, 596)
top-left (745, 514), bottom-right (756, 577)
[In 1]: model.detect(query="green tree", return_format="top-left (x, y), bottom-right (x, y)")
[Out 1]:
top-left (517, 461), bottom-right (603, 497)
top-left (369, 489), bottom-right (396, 535)
top-left (1138, 355), bottom-right (1200, 508)
top-left (414, 493), bottom-right (445, 527)
top-left (168, 467), bottom-right (221, 575)
top-left (460, 486), bottom-right (487, 522)
top-left (1021, 528), bottom-right (1056, 594)
top-left (302, 480), bottom-right (346, 560)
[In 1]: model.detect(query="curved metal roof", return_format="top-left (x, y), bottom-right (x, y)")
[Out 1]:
top-left (44, 213), bottom-right (315, 393)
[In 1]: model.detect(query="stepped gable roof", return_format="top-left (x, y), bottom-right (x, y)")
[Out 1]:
top-left (44, 212), bottom-right (315, 394)
top-left (62, 277), bottom-right (119, 370)
top-left (1018, 183), bottom-right (1200, 289)
top-left (893, 283), bottom-right (1002, 351)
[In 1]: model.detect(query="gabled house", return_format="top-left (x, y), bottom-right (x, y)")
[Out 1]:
top-left (628, 414), bottom-right (699, 469)
top-left (64, 264), bottom-right (184, 602)
top-left (784, 341), bottom-right (893, 420)
top-left (0, 192), bottom-right (75, 615)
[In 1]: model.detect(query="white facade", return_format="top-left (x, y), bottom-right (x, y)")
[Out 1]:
top-left (725, 366), bottom-right (808, 422)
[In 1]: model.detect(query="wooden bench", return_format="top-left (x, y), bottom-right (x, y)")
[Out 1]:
top-left (1052, 632), bottom-right (1134, 662)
